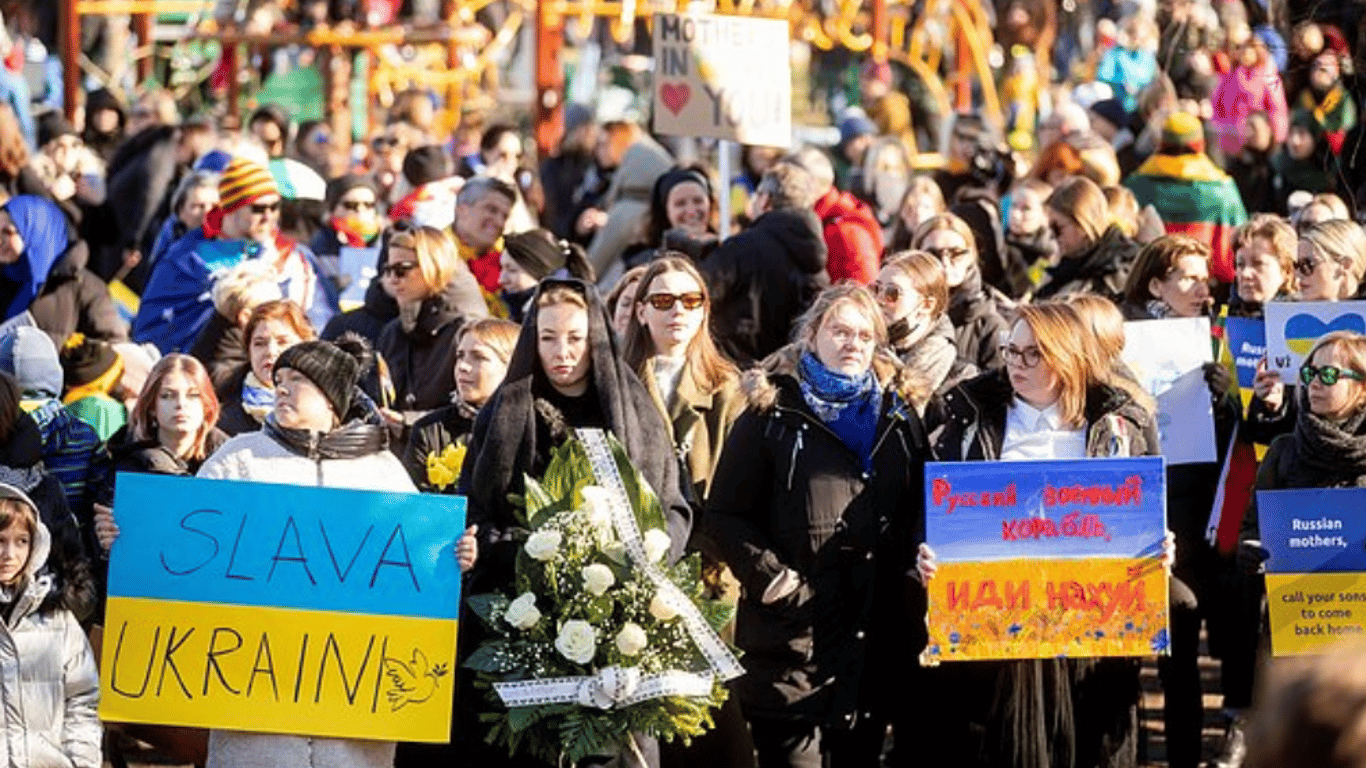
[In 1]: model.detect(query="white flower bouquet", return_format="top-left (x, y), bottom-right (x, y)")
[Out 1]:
top-left (464, 429), bottom-right (743, 763)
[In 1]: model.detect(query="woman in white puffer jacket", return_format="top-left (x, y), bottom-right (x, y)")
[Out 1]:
top-left (0, 482), bottom-right (100, 768)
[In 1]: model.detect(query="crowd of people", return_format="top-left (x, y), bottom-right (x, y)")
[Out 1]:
top-left (1, 0), bottom-right (1366, 766)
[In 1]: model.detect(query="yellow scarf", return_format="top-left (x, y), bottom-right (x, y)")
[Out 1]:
top-left (1301, 84), bottom-right (1345, 126)
top-left (1133, 152), bottom-right (1230, 182)
top-left (62, 357), bottom-right (125, 405)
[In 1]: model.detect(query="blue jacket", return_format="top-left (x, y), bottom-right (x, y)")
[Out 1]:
top-left (133, 229), bottom-right (339, 353)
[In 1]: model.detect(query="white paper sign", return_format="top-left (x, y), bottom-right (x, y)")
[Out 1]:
top-left (1121, 317), bottom-right (1216, 465)
top-left (651, 13), bottom-right (792, 147)
top-left (338, 246), bottom-right (380, 311)
top-left (1264, 300), bottom-right (1366, 380)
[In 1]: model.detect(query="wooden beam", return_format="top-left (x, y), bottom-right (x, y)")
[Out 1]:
top-left (61, 0), bottom-right (81, 122)
top-left (534, 0), bottom-right (564, 158)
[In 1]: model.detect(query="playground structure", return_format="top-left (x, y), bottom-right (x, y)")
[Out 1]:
top-left (59, 0), bottom-right (1003, 159)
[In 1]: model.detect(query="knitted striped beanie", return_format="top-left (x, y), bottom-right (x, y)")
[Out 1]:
top-left (218, 156), bottom-right (279, 213)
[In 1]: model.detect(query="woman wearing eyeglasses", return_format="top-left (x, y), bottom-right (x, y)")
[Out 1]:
top-left (918, 302), bottom-right (1159, 768)
top-left (620, 255), bottom-right (754, 768)
top-left (874, 250), bottom-right (977, 397)
top-left (1249, 220), bottom-right (1366, 446)
top-left (910, 213), bottom-right (1008, 372)
top-left (374, 226), bottom-right (488, 429)
top-left (706, 283), bottom-right (930, 767)
top-left (309, 175), bottom-right (383, 275)
top-left (1034, 176), bottom-right (1139, 304)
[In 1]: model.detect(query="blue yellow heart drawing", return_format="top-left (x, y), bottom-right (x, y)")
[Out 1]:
top-left (1284, 313), bottom-right (1366, 356)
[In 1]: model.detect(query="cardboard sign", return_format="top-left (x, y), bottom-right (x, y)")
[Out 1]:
top-left (100, 474), bottom-right (465, 742)
top-left (1260, 488), bottom-right (1366, 655)
top-left (651, 13), bottom-right (792, 146)
top-left (1265, 300), bottom-right (1366, 380)
top-left (924, 458), bottom-right (1169, 661)
top-left (1225, 317), bottom-right (1267, 391)
top-left (1121, 317), bottom-right (1216, 464)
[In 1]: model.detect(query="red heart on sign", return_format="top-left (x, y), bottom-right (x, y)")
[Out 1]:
top-left (660, 83), bottom-right (691, 116)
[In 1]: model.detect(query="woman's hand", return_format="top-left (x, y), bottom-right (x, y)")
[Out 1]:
top-left (94, 503), bottom-right (119, 553)
top-left (914, 543), bottom-right (938, 584)
top-left (1253, 359), bottom-right (1284, 411)
top-left (457, 525), bottom-right (478, 573)
top-left (1162, 530), bottom-right (1177, 574)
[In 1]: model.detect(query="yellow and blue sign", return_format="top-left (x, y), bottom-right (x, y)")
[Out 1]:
top-left (923, 458), bottom-right (1169, 661)
top-left (1261, 488), bottom-right (1366, 656)
top-left (100, 474), bottom-right (465, 742)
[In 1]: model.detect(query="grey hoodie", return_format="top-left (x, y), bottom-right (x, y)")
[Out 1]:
top-left (0, 326), bottom-right (62, 398)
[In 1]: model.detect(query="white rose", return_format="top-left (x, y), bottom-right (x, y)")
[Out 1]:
top-left (503, 592), bottom-right (542, 630)
top-left (580, 486), bottom-right (615, 531)
top-left (582, 563), bottom-right (616, 596)
top-left (643, 529), bottom-right (672, 562)
top-left (524, 529), bottom-right (563, 561)
top-left (615, 622), bottom-right (648, 656)
top-left (555, 619), bottom-right (597, 665)
top-left (603, 541), bottom-right (628, 564)
top-left (649, 593), bottom-right (679, 621)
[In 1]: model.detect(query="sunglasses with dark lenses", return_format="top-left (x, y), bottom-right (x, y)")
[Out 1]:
top-left (250, 201), bottom-right (281, 215)
top-left (1294, 257), bottom-right (1324, 276)
top-left (644, 292), bottom-right (705, 311)
top-left (872, 282), bottom-right (902, 303)
top-left (381, 261), bottom-right (420, 278)
top-left (341, 199), bottom-right (377, 212)
top-left (927, 246), bottom-right (972, 262)
top-left (1300, 364), bottom-right (1366, 386)
top-left (372, 136), bottom-right (401, 150)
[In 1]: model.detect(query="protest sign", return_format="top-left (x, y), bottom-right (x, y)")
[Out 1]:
top-left (923, 458), bottom-right (1169, 662)
top-left (1259, 488), bottom-right (1366, 655)
top-left (1265, 300), bottom-right (1366, 380)
top-left (1120, 317), bottom-right (1216, 464)
top-left (1224, 316), bottom-right (1266, 409)
top-left (0, 310), bottom-right (34, 338)
top-left (100, 474), bottom-right (464, 742)
top-left (338, 246), bottom-right (380, 311)
top-left (651, 13), bottom-right (791, 146)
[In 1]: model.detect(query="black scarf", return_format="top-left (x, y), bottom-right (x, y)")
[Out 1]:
top-left (1289, 394), bottom-right (1366, 485)
top-left (263, 389), bottom-right (389, 460)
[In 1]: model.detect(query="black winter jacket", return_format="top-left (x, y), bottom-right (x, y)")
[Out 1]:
top-left (1033, 225), bottom-right (1139, 303)
top-left (92, 125), bottom-right (179, 279)
top-left (705, 347), bottom-right (929, 724)
top-left (189, 312), bottom-right (247, 392)
top-left (700, 208), bottom-right (829, 365)
top-left (375, 284), bottom-right (476, 422)
top-left (0, 239), bottom-right (126, 348)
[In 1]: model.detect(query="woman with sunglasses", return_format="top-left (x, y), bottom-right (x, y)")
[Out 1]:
top-left (1249, 220), bottom-right (1366, 446)
top-left (910, 212), bottom-right (1008, 372)
top-left (875, 250), bottom-right (977, 397)
top-left (918, 302), bottom-right (1161, 768)
top-left (374, 225), bottom-right (488, 430)
top-left (309, 175), bottom-right (383, 274)
top-left (1034, 176), bottom-right (1139, 303)
top-left (620, 255), bottom-right (754, 768)
top-left (706, 283), bottom-right (929, 767)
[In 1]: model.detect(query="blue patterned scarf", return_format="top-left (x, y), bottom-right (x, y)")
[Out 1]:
top-left (797, 351), bottom-right (881, 470)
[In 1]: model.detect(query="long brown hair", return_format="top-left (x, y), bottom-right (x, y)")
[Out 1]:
top-left (1013, 303), bottom-right (1103, 428)
top-left (130, 354), bottom-right (222, 461)
top-left (1065, 294), bottom-right (1156, 414)
top-left (622, 255), bottom-right (738, 395)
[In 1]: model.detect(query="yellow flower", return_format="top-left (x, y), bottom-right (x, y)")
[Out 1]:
top-left (425, 442), bottom-right (467, 490)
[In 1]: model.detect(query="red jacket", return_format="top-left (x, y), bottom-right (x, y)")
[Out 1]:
top-left (813, 188), bottom-right (882, 284)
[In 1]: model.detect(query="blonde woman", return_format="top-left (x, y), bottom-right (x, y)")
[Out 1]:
top-left (911, 213), bottom-right (1009, 371)
top-left (374, 224), bottom-right (487, 423)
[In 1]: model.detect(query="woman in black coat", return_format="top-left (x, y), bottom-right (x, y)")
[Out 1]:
top-left (705, 283), bottom-right (930, 767)
top-left (919, 302), bottom-right (1160, 768)
top-left (910, 213), bottom-right (1008, 372)
top-left (373, 225), bottom-right (487, 427)
top-left (451, 278), bottom-right (690, 768)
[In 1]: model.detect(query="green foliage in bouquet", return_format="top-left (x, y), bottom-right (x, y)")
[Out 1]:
top-left (465, 434), bottom-right (737, 764)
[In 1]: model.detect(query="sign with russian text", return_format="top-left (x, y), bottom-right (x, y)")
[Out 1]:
top-left (1121, 317), bottom-right (1216, 464)
top-left (100, 474), bottom-right (464, 742)
top-left (1260, 488), bottom-right (1366, 656)
top-left (651, 13), bottom-right (792, 146)
top-left (1265, 300), bottom-right (1366, 380)
top-left (923, 458), bottom-right (1169, 662)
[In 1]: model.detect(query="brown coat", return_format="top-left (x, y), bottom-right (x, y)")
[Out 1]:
top-left (639, 362), bottom-right (745, 502)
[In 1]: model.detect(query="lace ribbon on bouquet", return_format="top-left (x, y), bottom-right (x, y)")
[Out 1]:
top-left (494, 428), bottom-right (744, 709)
